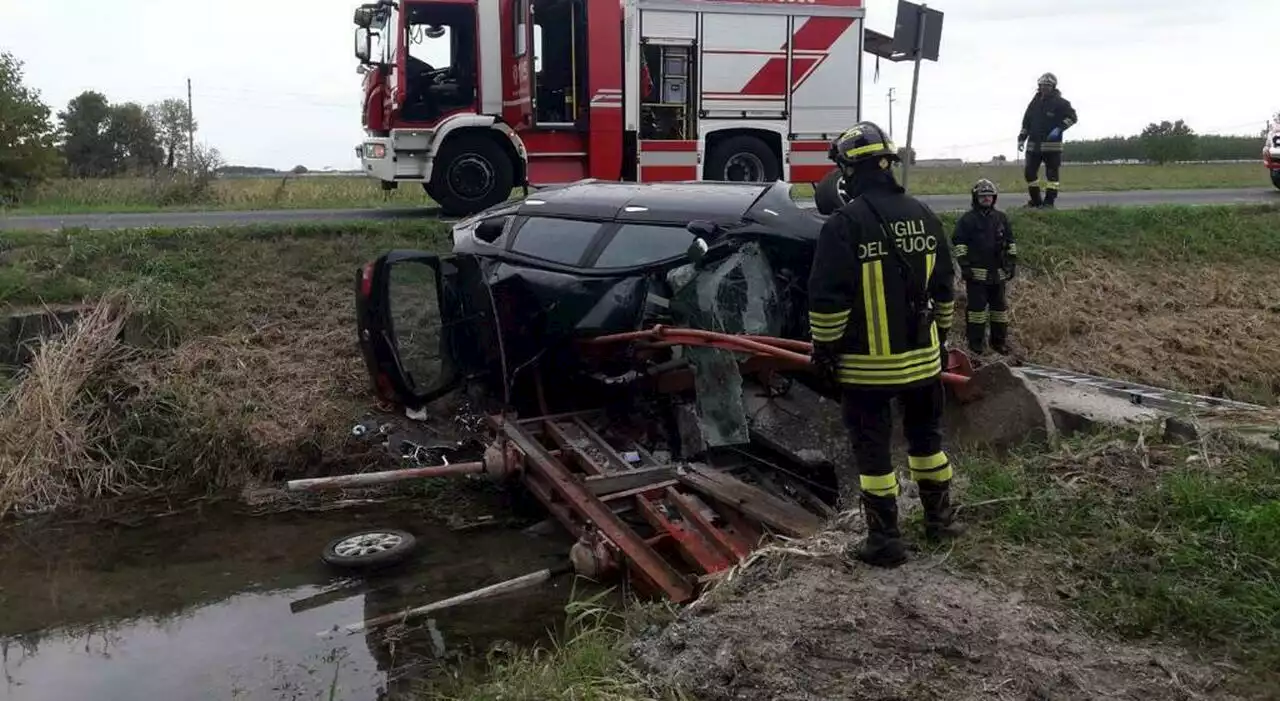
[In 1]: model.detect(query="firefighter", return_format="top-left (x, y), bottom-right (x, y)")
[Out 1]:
top-left (808, 121), bottom-right (964, 569)
top-left (1017, 72), bottom-right (1078, 208)
top-left (952, 179), bottom-right (1017, 355)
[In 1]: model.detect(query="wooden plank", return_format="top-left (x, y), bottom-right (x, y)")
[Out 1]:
top-left (584, 466), bottom-right (676, 496)
top-left (599, 480), bottom-right (679, 503)
top-left (677, 464), bottom-right (825, 539)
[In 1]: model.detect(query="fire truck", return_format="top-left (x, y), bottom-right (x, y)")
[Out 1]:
top-left (353, 0), bottom-right (892, 216)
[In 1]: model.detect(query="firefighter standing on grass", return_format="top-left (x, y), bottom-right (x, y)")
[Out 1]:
top-left (1018, 72), bottom-right (1078, 208)
top-left (952, 178), bottom-right (1017, 355)
top-left (807, 121), bottom-right (965, 569)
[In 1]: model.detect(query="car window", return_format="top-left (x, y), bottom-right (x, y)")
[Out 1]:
top-left (510, 217), bottom-right (604, 265)
top-left (593, 223), bottom-right (692, 268)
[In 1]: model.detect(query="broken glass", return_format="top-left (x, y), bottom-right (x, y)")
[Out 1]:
top-left (665, 242), bottom-right (782, 449)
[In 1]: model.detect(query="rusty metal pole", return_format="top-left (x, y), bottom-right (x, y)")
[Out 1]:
top-left (286, 461), bottom-right (486, 492)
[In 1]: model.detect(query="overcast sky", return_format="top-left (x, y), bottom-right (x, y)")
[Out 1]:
top-left (2, 0), bottom-right (1276, 170)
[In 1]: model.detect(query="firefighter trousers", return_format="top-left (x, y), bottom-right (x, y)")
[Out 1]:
top-left (839, 380), bottom-right (952, 505)
top-left (1024, 148), bottom-right (1063, 205)
top-left (965, 280), bottom-right (1009, 351)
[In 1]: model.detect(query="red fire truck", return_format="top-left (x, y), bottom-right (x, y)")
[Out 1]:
top-left (353, 0), bottom-right (890, 216)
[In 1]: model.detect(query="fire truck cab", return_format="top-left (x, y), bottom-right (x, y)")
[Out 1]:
top-left (354, 0), bottom-right (877, 216)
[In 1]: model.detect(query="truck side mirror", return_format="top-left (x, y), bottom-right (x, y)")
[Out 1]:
top-left (355, 27), bottom-right (372, 63)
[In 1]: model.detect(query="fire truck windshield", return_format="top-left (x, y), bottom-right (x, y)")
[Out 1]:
top-left (401, 5), bottom-right (477, 121)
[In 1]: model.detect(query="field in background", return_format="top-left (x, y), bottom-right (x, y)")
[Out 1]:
top-left (2, 161), bottom-right (1268, 215)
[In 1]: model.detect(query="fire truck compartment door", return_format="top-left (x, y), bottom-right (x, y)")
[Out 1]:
top-left (699, 13), bottom-right (788, 119)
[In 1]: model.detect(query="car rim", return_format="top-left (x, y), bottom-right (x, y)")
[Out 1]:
top-left (449, 155), bottom-right (495, 201)
top-left (724, 153), bottom-right (766, 182)
top-left (333, 532), bottom-right (404, 557)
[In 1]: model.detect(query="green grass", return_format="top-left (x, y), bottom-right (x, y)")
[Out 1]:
top-left (1, 161), bottom-right (1268, 215)
top-left (421, 592), bottom-right (674, 701)
top-left (951, 430), bottom-right (1280, 685)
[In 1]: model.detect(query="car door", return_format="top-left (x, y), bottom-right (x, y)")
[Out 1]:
top-left (355, 250), bottom-right (464, 409)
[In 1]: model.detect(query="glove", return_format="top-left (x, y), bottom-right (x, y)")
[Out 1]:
top-left (961, 266), bottom-right (974, 282)
top-left (939, 340), bottom-right (950, 374)
top-left (811, 343), bottom-right (839, 387)
top-left (1048, 127), bottom-right (1062, 140)
top-left (1017, 132), bottom-right (1028, 152)
top-left (1003, 263), bottom-right (1017, 281)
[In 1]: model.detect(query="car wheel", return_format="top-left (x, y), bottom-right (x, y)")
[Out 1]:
top-left (814, 169), bottom-right (847, 215)
top-left (706, 135), bottom-right (781, 183)
top-left (1271, 169), bottom-right (1280, 191)
top-left (321, 528), bottom-right (418, 571)
top-left (430, 133), bottom-right (514, 217)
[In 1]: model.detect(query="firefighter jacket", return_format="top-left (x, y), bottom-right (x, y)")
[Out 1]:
top-left (808, 180), bottom-right (956, 389)
top-left (952, 208), bottom-right (1017, 284)
top-left (1020, 90), bottom-right (1077, 152)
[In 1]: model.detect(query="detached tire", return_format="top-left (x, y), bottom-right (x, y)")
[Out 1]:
top-left (705, 135), bottom-right (781, 183)
top-left (430, 133), bottom-right (514, 217)
top-left (322, 528), bottom-right (418, 571)
top-left (814, 169), bottom-right (847, 215)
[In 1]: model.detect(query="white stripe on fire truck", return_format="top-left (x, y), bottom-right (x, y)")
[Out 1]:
top-left (639, 150), bottom-right (700, 166)
top-left (790, 150), bottom-right (833, 166)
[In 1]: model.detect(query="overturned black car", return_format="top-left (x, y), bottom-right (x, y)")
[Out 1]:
top-left (355, 179), bottom-right (832, 417)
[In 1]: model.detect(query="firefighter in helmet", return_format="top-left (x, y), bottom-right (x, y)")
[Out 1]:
top-left (952, 178), bottom-right (1017, 354)
top-left (1017, 72), bottom-right (1078, 208)
top-left (808, 121), bottom-right (965, 568)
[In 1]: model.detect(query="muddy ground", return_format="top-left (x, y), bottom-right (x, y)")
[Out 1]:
top-left (632, 520), bottom-right (1249, 701)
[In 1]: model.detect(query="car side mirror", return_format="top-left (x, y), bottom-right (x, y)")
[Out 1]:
top-left (687, 237), bottom-right (709, 265)
top-left (685, 220), bottom-right (720, 265)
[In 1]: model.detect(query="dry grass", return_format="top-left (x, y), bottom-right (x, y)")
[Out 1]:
top-left (1001, 262), bottom-right (1280, 403)
top-left (2, 161), bottom-right (1267, 215)
top-left (0, 221), bottom-right (454, 517)
top-left (0, 294), bottom-right (137, 516)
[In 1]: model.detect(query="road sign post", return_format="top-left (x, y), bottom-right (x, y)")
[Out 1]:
top-left (890, 1), bottom-right (943, 189)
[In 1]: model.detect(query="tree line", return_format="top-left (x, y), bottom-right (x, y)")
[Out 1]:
top-left (1, 50), bottom-right (221, 204)
top-left (1057, 121), bottom-right (1265, 164)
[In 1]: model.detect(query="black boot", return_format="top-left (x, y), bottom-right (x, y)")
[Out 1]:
top-left (966, 323), bottom-right (986, 354)
top-left (989, 323), bottom-right (1010, 355)
top-left (1025, 185), bottom-right (1042, 208)
top-left (856, 493), bottom-right (908, 568)
top-left (1043, 188), bottom-right (1058, 208)
top-left (918, 480), bottom-right (966, 540)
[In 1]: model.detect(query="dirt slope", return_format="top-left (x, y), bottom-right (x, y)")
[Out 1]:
top-left (631, 522), bottom-right (1242, 701)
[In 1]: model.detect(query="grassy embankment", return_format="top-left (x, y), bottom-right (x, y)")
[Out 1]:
top-left (2, 205), bottom-right (1278, 696)
top-left (1, 161), bottom-right (1268, 215)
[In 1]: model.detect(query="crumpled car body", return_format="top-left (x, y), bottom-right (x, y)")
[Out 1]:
top-left (354, 178), bottom-right (827, 415)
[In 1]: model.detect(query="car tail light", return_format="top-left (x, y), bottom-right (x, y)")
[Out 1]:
top-left (360, 262), bottom-right (374, 298)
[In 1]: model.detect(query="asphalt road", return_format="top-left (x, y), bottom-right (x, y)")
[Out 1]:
top-left (2, 187), bottom-right (1276, 232)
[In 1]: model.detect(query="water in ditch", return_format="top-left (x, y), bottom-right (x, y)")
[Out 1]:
top-left (0, 502), bottom-right (585, 700)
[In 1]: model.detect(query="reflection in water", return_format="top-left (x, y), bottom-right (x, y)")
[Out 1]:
top-left (0, 506), bottom-right (579, 701)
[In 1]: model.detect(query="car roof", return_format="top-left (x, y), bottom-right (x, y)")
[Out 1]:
top-left (514, 179), bottom-right (782, 225)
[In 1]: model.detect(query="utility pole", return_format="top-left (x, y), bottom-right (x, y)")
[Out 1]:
top-left (887, 88), bottom-right (897, 138)
top-left (186, 78), bottom-right (195, 174)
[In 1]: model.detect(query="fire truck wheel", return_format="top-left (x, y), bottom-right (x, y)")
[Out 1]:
top-left (706, 135), bottom-right (780, 183)
top-left (430, 134), bottom-right (514, 217)
top-left (814, 169), bottom-right (847, 215)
